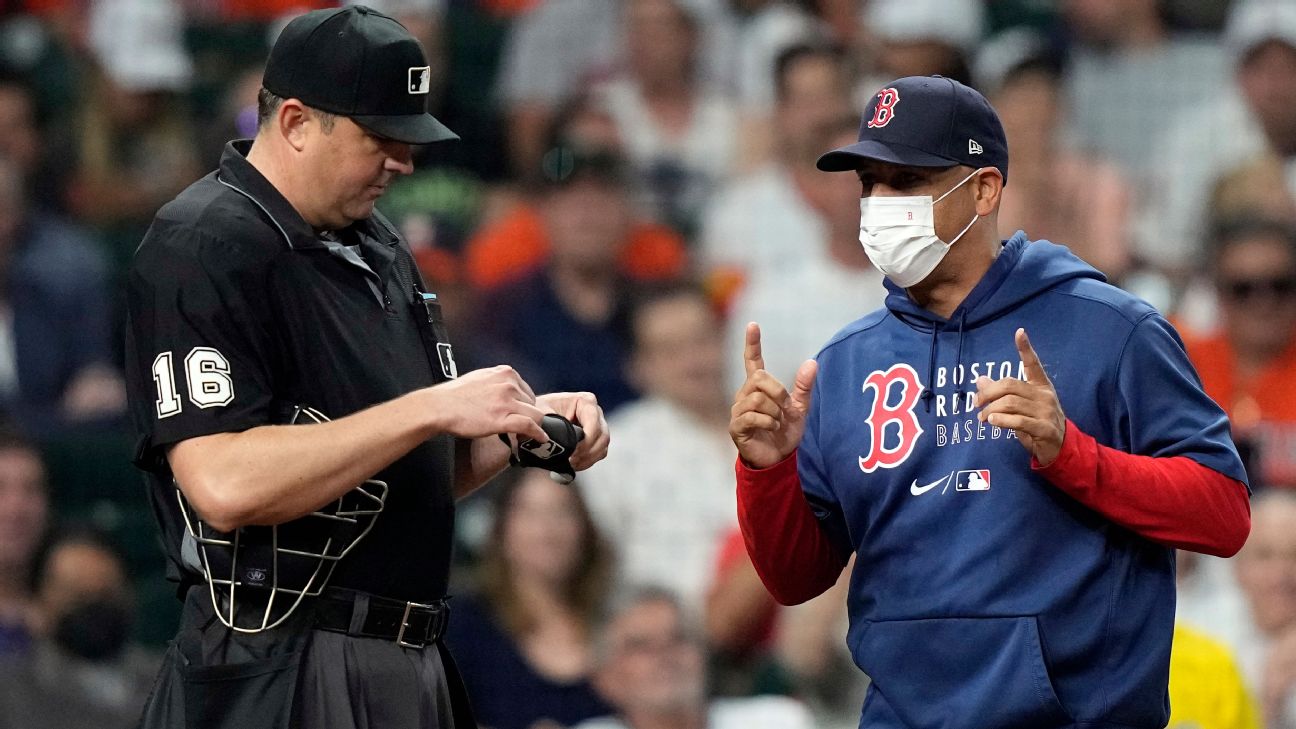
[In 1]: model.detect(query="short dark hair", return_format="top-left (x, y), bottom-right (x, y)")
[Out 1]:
top-left (626, 280), bottom-right (718, 349)
top-left (28, 524), bottom-right (123, 594)
top-left (774, 43), bottom-right (847, 101)
top-left (256, 87), bottom-right (337, 134)
top-left (1209, 216), bottom-right (1296, 266)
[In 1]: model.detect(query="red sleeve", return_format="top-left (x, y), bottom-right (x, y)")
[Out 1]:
top-left (1033, 420), bottom-right (1251, 557)
top-left (736, 451), bottom-right (849, 605)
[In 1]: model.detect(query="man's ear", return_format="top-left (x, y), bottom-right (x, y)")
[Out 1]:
top-left (974, 168), bottom-right (1004, 217)
top-left (277, 99), bottom-right (310, 152)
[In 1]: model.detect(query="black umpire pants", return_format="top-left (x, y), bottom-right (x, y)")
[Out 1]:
top-left (136, 587), bottom-right (475, 729)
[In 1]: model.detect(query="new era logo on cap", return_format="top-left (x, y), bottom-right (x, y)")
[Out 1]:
top-left (408, 66), bottom-right (430, 95)
top-left (969, 139), bottom-right (983, 155)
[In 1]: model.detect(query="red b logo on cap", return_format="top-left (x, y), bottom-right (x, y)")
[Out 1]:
top-left (867, 88), bottom-right (900, 129)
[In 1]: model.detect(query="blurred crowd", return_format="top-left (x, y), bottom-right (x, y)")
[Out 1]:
top-left (0, 0), bottom-right (1294, 727)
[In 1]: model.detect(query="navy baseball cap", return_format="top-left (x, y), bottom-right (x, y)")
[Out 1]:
top-left (817, 75), bottom-right (1008, 184)
top-left (263, 6), bottom-right (458, 145)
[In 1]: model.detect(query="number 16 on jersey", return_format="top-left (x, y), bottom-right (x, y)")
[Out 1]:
top-left (152, 347), bottom-right (235, 418)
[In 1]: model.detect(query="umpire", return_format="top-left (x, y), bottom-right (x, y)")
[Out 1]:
top-left (124, 7), bottom-right (609, 729)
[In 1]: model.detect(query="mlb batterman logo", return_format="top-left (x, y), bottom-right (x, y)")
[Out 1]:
top-left (408, 66), bottom-right (431, 95)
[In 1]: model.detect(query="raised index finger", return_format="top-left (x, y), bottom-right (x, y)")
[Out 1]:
top-left (1015, 328), bottom-right (1051, 386)
top-left (744, 322), bottom-right (765, 377)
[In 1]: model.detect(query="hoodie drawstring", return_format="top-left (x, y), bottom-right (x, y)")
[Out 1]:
top-left (921, 325), bottom-right (937, 413)
top-left (953, 311), bottom-right (968, 400)
top-left (920, 311), bottom-right (968, 414)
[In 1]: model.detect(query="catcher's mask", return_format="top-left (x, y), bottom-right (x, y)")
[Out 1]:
top-left (175, 406), bottom-right (388, 632)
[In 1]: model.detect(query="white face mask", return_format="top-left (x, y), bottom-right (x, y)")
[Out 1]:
top-left (858, 168), bottom-right (982, 288)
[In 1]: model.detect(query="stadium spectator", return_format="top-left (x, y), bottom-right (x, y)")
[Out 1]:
top-left (978, 32), bottom-right (1133, 281)
top-left (68, 0), bottom-right (201, 259)
top-left (1185, 219), bottom-right (1296, 488)
top-left (495, 0), bottom-right (734, 177)
top-left (1062, 0), bottom-right (1233, 203)
top-left (728, 0), bottom-right (826, 168)
top-left (714, 117), bottom-right (884, 393)
top-left (0, 156), bottom-right (123, 436)
top-left (1167, 623), bottom-right (1261, 729)
top-left (576, 588), bottom-right (814, 729)
top-left (0, 428), bottom-right (46, 657)
top-left (476, 144), bottom-right (673, 412)
top-left (1233, 491), bottom-right (1296, 691)
top-left (577, 284), bottom-right (735, 618)
top-left (0, 528), bottom-right (158, 729)
top-left (862, 0), bottom-right (984, 86)
top-left (463, 104), bottom-right (687, 291)
top-left (594, 0), bottom-right (739, 236)
top-left (447, 469), bottom-right (613, 729)
top-left (1143, 0), bottom-right (1296, 283)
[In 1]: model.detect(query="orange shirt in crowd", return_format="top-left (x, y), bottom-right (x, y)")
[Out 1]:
top-left (1186, 333), bottom-right (1296, 488)
top-left (463, 204), bottom-right (688, 290)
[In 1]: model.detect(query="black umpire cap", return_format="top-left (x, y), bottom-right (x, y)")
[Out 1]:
top-left (263, 5), bottom-right (458, 145)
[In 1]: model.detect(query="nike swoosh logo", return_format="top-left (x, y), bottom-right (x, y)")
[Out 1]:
top-left (910, 473), bottom-right (952, 496)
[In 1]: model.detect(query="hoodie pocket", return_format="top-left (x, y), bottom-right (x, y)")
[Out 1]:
top-left (854, 615), bottom-right (1073, 729)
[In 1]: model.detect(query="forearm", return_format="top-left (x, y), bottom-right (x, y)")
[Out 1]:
top-left (453, 435), bottom-right (512, 499)
top-left (169, 387), bottom-right (445, 531)
top-left (737, 451), bottom-right (850, 605)
top-left (1035, 420), bottom-right (1251, 557)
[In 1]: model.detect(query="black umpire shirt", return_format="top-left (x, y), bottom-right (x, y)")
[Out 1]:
top-left (125, 140), bottom-right (458, 603)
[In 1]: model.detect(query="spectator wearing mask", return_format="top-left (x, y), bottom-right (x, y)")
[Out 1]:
top-left (0, 528), bottom-right (158, 729)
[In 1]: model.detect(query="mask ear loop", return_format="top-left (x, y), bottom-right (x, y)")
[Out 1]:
top-left (933, 167), bottom-right (984, 205)
top-left (934, 167), bottom-right (985, 246)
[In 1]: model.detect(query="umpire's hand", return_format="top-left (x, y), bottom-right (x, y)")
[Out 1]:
top-left (428, 364), bottom-right (550, 443)
top-left (730, 323), bottom-right (818, 469)
top-left (536, 392), bottom-right (610, 472)
top-left (974, 328), bottom-right (1067, 467)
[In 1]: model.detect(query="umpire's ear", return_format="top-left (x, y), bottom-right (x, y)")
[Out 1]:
top-left (273, 98), bottom-right (312, 152)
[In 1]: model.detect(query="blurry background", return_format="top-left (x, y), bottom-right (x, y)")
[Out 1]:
top-left (0, 0), bottom-right (1294, 727)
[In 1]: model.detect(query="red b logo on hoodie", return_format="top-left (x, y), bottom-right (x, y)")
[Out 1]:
top-left (858, 363), bottom-right (924, 473)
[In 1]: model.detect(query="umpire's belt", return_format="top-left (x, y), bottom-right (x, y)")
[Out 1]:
top-left (313, 587), bottom-right (450, 649)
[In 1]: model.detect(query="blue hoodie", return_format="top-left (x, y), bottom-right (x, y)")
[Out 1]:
top-left (799, 233), bottom-right (1246, 729)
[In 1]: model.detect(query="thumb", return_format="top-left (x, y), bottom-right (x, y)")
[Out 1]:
top-left (790, 359), bottom-right (818, 411)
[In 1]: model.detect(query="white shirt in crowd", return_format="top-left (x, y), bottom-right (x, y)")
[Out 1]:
top-left (577, 396), bottom-right (738, 618)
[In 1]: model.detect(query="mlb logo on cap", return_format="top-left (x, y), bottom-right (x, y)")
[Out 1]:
top-left (409, 66), bottom-right (430, 95)
top-left (955, 470), bottom-right (991, 491)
